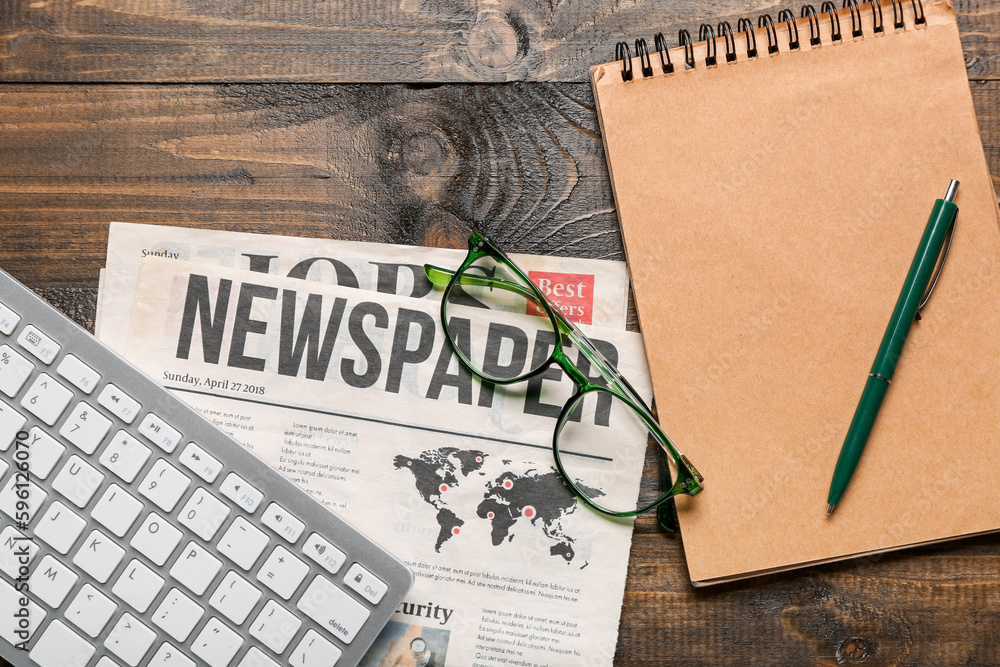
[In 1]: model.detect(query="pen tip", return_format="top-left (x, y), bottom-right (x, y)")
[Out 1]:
top-left (827, 504), bottom-right (836, 516)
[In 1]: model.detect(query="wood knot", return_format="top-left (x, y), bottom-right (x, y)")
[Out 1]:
top-left (467, 10), bottom-right (529, 71)
top-left (836, 636), bottom-right (873, 664)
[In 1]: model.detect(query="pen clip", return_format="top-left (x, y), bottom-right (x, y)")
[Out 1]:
top-left (915, 210), bottom-right (957, 321)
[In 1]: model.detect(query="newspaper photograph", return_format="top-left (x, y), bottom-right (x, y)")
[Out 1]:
top-left (98, 222), bottom-right (630, 351)
top-left (125, 258), bottom-right (652, 667)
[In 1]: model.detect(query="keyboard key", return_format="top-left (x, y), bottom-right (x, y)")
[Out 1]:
top-left (149, 642), bottom-right (197, 667)
top-left (25, 426), bottom-right (65, 479)
top-left (344, 562), bottom-right (388, 604)
top-left (179, 441), bottom-right (223, 483)
top-left (57, 353), bottom-right (101, 394)
top-left (210, 571), bottom-right (262, 626)
top-left (297, 575), bottom-right (370, 644)
top-left (131, 512), bottom-right (183, 566)
top-left (34, 501), bottom-right (86, 554)
top-left (0, 302), bottom-right (20, 336)
top-left (65, 583), bottom-right (117, 637)
top-left (238, 647), bottom-right (281, 667)
top-left (92, 484), bottom-right (144, 537)
top-left (138, 458), bottom-right (190, 512)
top-left (0, 345), bottom-right (33, 397)
top-left (21, 373), bottom-right (72, 425)
top-left (28, 620), bottom-right (94, 667)
top-left (219, 517), bottom-right (270, 570)
top-left (113, 559), bottom-right (165, 613)
top-left (16, 324), bottom-right (60, 365)
top-left (99, 430), bottom-right (152, 483)
top-left (139, 412), bottom-right (182, 453)
top-left (179, 487), bottom-right (231, 541)
top-left (105, 612), bottom-right (157, 667)
top-left (0, 525), bottom-right (38, 578)
top-left (257, 545), bottom-right (309, 600)
top-left (170, 541), bottom-right (223, 595)
top-left (191, 617), bottom-right (243, 667)
top-left (303, 533), bottom-right (347, 575)
top-left (97, 658), bottom-right (124, 667)
top-left (0, 576), bottom-right (44, 645)
top-left (220, 472), bottom-right (263, 513)
top-left (52, 454), bottom-right (105, 508)
top-left (262, 502), bottom-right (305, 543)
top-left (0, 398), bottom-right (27, 451)
top-left (98, 383), bottom-right (141, 424)
top-left (73, 529), bottom-right (125, 583)
top-left (250, 599), bottom-right (302, 653)
top-left (290, 629), bottom-right (343, 667)
top-left (152, 587), bottom-right (204, 643)
top-left (29, 554), bottom-right (79, 607)
top-left (59, 401), bottom-right (113, 454)
top-left (0, 472), bottom-right (47, 523)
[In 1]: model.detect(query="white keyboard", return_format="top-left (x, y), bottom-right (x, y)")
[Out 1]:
top-left (0, 269), bottom-right (412, 667)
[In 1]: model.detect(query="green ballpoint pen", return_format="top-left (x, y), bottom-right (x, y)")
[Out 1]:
top-left (826, 180), bottom-right (960, 515)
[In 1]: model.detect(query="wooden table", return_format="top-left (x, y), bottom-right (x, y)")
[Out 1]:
top-left (2, 2), bottom-right (1000, 665)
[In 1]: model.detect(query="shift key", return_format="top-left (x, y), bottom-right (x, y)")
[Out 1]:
top-left (296, 575), bottom-right (370, 644)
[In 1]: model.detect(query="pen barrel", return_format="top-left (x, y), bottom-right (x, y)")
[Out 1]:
top-left (870, 199), bottom-right (958, 379)
top-left (828, 376), bottom-right (891, 506)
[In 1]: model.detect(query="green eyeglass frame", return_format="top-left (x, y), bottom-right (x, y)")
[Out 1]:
top-left (424, 233), bottom-right (703, 532)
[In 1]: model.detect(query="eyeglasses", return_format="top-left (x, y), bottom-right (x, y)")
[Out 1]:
top-left (423, 233), bottom-right (703, 532)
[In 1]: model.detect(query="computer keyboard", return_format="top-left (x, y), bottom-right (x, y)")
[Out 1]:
top-left (0, 268), bottom-right (413, 667)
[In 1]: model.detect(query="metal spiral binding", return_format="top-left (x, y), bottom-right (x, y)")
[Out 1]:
top-left (613, 0), bottom-right (926, 80)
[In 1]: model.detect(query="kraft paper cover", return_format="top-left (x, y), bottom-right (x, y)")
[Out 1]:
top-left (590, 1), bottom-right (1000, 584)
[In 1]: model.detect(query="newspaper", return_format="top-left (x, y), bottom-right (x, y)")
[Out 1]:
top-left (125, 258), bottom-right (652, 667)
top-left (97, 222), bottom-right (631, 353)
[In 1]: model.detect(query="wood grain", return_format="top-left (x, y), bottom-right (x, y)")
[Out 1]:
top-left (0, 0), bottom-right (998, 82)
top-left (0, 82), bottom-right (622, 287)
top-left (4, 79), bottom-right (1000, 289)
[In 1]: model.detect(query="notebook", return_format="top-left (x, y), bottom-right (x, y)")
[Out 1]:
top-left (590, 0), bottom-right (1000, 585)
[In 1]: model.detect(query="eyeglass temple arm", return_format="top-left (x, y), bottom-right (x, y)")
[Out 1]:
top-left (424, 264), bottom-right (573, 335)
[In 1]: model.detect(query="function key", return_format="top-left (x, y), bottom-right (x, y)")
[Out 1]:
top-left (0, 345), bottom-right (34, 398)
top-left (302, 533), bottom-right (347, 575)
top-left (220, 473), bottom-right (263, 513)
top-left (57, 354), bottom-right (101, 394)
top-left (98, 383), bottom-right (141, 424)
top-left (344, 563), bottom-right (388, 604)
top-left (179, 442), bottom-right (222, 483)
top-left (0, 303), bottom-right (20, 336)
top-left (16, 324), bottom-right (60, 364)
top-left (261, 503), bottom-right (304, 543)
top-left (138, 412), bottom-right (181, 453)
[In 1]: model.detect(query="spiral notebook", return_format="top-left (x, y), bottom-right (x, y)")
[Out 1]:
top-left (591, 0), bottom-right (1000, 585)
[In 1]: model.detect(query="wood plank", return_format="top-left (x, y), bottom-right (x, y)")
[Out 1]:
top-left (0, 0), bottom-right (997, 82)
top-left (4, 80), bottom-right (1000, 288)
top-left (0, 83), bottom-right (621, 287)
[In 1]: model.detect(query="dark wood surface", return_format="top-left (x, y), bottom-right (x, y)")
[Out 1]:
top-left (3, 1), bottom-right (1000, 665)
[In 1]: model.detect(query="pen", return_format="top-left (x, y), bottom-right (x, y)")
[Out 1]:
top-left (826, 180), bottom-right (960, 515)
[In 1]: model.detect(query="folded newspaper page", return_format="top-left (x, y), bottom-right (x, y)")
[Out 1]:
top-left (99, 222), bottom-right (630, 352)
top-left (126, 258), bottom-right (652, 667)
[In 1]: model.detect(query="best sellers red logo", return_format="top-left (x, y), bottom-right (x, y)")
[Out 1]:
top-left (527, 271), bottom-right (595, 325)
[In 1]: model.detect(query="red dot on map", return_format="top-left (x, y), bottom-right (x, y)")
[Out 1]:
top-left (407, 461), bottom-right (412, 466)
top-left (476, 456), bottom-right (482, 462)
top-left (487, 512), bottom-right (495, 519)
top-left (503, 480), bottom-right (513, 490)
top-left (452, 527), bottom-right (461, 535)
top-left (566, 552), bottom-right (571, 557)
top-left (439, 484), bottom-right (448, 493)
top-left (524, 506), bottom-right (535, 518)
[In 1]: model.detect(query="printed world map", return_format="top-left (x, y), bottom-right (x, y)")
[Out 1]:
top-left (393, 447), bottom-right (603, 566)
